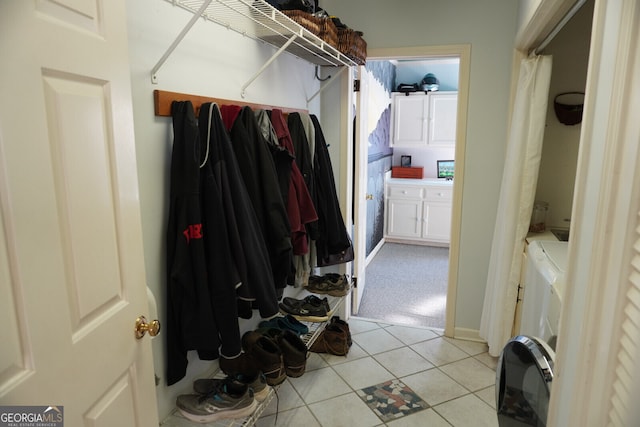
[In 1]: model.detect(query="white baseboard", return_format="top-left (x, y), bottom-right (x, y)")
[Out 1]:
top-left (453, 327), bottom-right (486, 343)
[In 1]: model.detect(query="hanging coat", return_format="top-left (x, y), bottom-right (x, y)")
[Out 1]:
top-left (310, 114), bottom-right (354, 266)
top-left (201, 103), bottom-right (280, 317)
top-left (166, 101), bottom-right (220, 385)
top-left (221, 105), bottom-right (293, 290)
top-left (270, 109), bottom-right (319, 256)
top-left (287, 112), bottom-right (319, 240)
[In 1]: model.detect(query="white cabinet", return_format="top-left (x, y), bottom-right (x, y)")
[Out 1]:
top-left (390, 92), bottom-right (458, 147)
top-left (384, 179), bottom-right (453, 245)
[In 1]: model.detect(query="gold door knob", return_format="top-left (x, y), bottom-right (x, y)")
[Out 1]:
top-left (135, 315), bottom-right (161, 339)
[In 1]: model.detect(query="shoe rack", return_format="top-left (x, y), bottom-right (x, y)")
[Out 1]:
top-left (161, 292), bottom-right (349, 426)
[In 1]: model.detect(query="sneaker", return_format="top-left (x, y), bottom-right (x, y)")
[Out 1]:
top-left (258, 314), bottom-right (309, 335)
top-left (308, 323), bottom-right (349, 356)
top-left (306, 274), bottom-right (351, 296)
top-left (193, 372), bottom-right (270, 402)
top-left (279, 295), bottom-right (330, 322)
top-left (241, 331), bottom-right (286, 386)
top-left (176, 377), bottom-right (257, 423)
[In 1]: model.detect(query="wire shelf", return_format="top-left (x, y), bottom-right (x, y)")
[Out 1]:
top-left (162, 0), bottom-right (356, 68)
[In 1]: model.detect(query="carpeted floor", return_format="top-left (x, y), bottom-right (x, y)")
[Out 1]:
top-left (355, 243), bottom-right (449, 329)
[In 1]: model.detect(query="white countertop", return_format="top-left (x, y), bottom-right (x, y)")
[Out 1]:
top-left (387, 177), bottom-right (454, 186)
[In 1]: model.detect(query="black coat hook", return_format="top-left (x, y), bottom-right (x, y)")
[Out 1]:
top-left (315, 66), bottom-right (331, 82)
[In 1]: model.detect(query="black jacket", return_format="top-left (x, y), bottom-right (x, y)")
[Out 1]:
top-left (166, 101), bottom-right (221, 385)
top-left (222, 106), bottom-right (293, 291)
top-left (310, 114), bottom-right (354, 266)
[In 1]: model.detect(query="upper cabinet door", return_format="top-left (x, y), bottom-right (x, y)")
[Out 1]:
top-left (429, 92), bottom-right (458, 146)
top-left (390, 93), bottom-right (430, 147)
top-left (390, 92), bottom-right (458, 147)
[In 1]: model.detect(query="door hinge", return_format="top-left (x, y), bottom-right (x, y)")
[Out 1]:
top-left (353, 79), bottom-right (360, 92)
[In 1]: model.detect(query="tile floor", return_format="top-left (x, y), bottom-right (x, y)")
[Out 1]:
top-left (254, 317), bottom-right (499, 426)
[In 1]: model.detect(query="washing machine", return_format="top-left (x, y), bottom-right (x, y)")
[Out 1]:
top-left (496, 240), bottom-right (568, 426)
top-left (519, 240), bottom-right (567, 346)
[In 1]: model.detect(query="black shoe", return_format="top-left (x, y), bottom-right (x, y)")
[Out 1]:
top-left (279, 295), bottom-right (330, 322)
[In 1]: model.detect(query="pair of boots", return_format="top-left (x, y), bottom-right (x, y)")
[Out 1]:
top-left (219, 328), bottom-right (308, 386)
top-left (309, 316), bottom-right (352, 356)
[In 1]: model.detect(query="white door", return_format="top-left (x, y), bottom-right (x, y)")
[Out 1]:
top-left (352, 66), bottom-right (369, 313)
top-left (0, 1), bottom-right (159, 426)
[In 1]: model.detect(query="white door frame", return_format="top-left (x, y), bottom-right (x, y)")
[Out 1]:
top-left (358, 45), bottom-right (471, 337)
top-left (515, 0), bottom-right (640, 424)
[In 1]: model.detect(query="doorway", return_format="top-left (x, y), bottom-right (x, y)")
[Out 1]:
top-left (350, 45), bottom-right (471, 336)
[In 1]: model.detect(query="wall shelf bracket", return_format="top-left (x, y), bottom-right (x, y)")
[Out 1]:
top-left (151, 0), bottom-right (213, 84)
top-left (307, 66), bottom-right (348, 104)
top-left (240, 34), bottom-right (297, 98)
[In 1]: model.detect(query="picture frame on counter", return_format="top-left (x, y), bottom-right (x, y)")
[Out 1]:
top-left (401, 155), bottom-right (412, 167)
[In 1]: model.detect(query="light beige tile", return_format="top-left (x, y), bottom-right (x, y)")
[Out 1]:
top-left (385, 408), bottom-right (450, 427)
top-left (401, 369), bottom-right (468, 406)
top-left (305, 352), bottom-right (329, 371)
top-left (474, 351), bottom-right (499, 371)
top-left (439, 357), bottom-right (496, 391)
top-left (433, 394), bottom-right (498, 427)
top-left (348, 317), bottom-right (383, 334)
top-left (444, 337), bottom-right (490, 356)
top-left (333, 356), bottom-right (395, 390)
top-left (410, 337), bottom-right (468, 366)
top-left (256, 406), bottom-right (321, 427)
top-left (288, 366), bottom-right (351, 404)
top-left (317, 341), bottom-right (368, 366)
top-left (475, 385), bottom-right (496, 410)
top-left (259, 380), bottom-right (304, 416)
top-left (353, 328), bottom-right (405, 355)
top-left (385, 325), bottom-right (439, 345)
top-left (374, 347), bottom-right (434, 378)
top-left (308, 392), bottom-right (382, 427)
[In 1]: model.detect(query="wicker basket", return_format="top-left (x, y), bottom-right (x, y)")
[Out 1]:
top-left (337, 28), bottom-right (367, 65)
top-left (282, 10), bottom-right (339, 49)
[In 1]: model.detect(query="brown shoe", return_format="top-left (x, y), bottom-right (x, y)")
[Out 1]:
top-left (330, 316), bottom-right (352, 347)
top-left (242, 331), bottom-right (286, 386)
top-left (276, 330), bottom-right (308, 377)
top-left (309, 324), bottom-right (349, 356)
top-left (218, 353), bottom-right (259, 377)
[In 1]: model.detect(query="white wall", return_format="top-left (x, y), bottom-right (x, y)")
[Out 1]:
top-left (534, 0), bottom-right (593, 230)
top-left (126, 0), bottom-right (321, 420)
top-left (322, 0), bottom-right (518, 332)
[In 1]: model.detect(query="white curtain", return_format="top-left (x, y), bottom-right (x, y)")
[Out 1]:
top-left (480, 55), bottom-right (553, 357)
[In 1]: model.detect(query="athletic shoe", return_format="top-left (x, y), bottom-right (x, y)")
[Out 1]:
top-left (193, 372), bottom-right (270, 402)
top-left (258, 314), bottom-right (309, 335)
top-left (176, 377), bottom-right (257, 423)
top-left (306, 274), bottom-right (351, 296)
top-left (279, 295), bottom-right (330, 322)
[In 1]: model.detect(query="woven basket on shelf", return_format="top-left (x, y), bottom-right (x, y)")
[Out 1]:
top-left (337, 28), bottom-right (367, 65)
top-left (281, 10), bottom-right (339, 49)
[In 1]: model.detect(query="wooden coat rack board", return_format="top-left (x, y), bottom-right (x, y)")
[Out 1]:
top-left (153, 89), bottom-right (309, 117)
